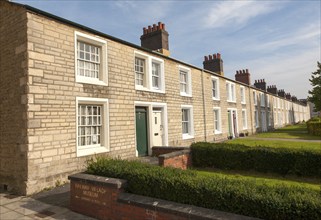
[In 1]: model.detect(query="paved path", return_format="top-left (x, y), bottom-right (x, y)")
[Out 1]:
top-left (0, 184), bottom-right (95, 220)
top-left (244, 137), bottom-right (321, 143)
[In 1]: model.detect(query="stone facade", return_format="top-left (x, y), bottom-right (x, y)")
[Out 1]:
top-left (0, 1), bottom-right (311, 195)
top-left (0, 2), bottom-right (28, 195)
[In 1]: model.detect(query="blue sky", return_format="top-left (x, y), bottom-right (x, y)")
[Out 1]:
top-left (14, 0), bottom-right (321, 99)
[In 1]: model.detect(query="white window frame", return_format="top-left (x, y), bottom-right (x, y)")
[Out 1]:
top-left (76, 97), bottom-right (109, 157)
top-left (181, 105), bottom-right (194, 139)
top-left (179, 66), bottom-right (192, 97)
top-left (213, 107), bottom-right (222, 134)
top-left (240, 86), bottom-right (246, 104)
top-left (260, 93), bottom-right (265, 107)
top-left (75, 31), bottom-right (108, 86)
top-left (211, 76), bottom-right (220, 100)
top-left (254, 110), bottom-right (259, 128)
top-left (134, 51), bottom-right (165, 93)
top-left (242, 109), bottom-right (247, 129)
top-left (253, 91), bottom-right (257, 106)
top-left (226, 81), bottom-right (236, 102)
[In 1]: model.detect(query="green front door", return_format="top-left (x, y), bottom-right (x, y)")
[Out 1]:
top-left (135, 107), bottom-right (148, 156)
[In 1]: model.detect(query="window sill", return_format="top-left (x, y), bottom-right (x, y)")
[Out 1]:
top-left (241, 102), bottom-right (246, 105)
top-left (76, 77), bottom-right (108, 86)
top-left (227, 100), bottom-right (236, 103)
top-left (180, 93), bottom-right (192, 97)
top-left (212, 98), bottom-right (220, 101)
top-left (77, 146), bottom-right (109, 157)
top-left (214, 131), bottom-right (222, 134)
top-left (182, 134), bottom-right (194, 140)
top-left (135, 86), bottom-right (165, 94)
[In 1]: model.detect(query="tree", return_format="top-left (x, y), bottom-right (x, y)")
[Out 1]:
top-left (308, 62), bottom-right (321, 112)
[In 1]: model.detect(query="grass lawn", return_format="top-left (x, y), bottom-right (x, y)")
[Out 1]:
top-left (226, 138), bottom-right (321, 151)
top-left (253, 123), bottom-right (321, 140)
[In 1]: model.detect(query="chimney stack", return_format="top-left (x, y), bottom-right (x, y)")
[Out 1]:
top-left (235, 69), bottom-right (251, 85)
top-left (291, 96), bottom-right (297, 102)
top-left (140, 22), bottom-right (170, 56)
top-left (285, 93), bottom-right (292, 100)
top-left (278, 89), bottom-right (285, 98)
top-left (267, 85), bottom-right (278, 95)
top-left (254, 79), bottom-right (267, 91)
top-left (203, 53), bottom-right (224, 76)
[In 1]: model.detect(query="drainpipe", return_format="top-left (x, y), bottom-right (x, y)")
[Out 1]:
top-left (201, 70), bottom-right (207, 142)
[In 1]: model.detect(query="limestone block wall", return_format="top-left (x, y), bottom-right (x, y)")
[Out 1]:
top-left (0, 2), bottom-right (28, 195)
top-left (1, 1), bottom-right (311, 195)
top-left (25, 11), bottom-right (140, 194)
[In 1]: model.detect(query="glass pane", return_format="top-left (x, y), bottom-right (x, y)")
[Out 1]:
top-left (81, 137), bottom-right (86, 146)
top-left (81, 117), bottom-right (86, 125)
top-left (85, 53), bottom-right (90, 60)
top-left (81, 127), bottom-right (85, 135)
top-left (86, 127), bottom-right (91, 135)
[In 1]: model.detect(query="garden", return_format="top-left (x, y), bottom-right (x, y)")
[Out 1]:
top-left (85, 122), bottom-right (321, 220)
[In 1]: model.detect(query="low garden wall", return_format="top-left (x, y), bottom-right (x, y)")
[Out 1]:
top-left (153, 147), bottom-right (192, 170)
top-left (69, 173), bottom-right (258, 220)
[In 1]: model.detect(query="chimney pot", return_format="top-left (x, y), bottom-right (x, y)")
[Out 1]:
top-left (217, 53), bottom-right (221, 59)
top-left (204, 56), bottom-right (208, 61)
top-left (213, 54), bottom-right (217, 59)
top-left (162, 23), bottom-right (165, 30)
top-left (209, 55), bottom-right (212, 60)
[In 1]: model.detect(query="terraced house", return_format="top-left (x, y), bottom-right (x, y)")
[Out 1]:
top-left (0, 1), bottom-right (311, 195)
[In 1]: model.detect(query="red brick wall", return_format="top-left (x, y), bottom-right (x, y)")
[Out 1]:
top-left (69, 176), bottom-right (190, 220)
top-left (69, 173), bottom-right (256, 220)
top-left (159, 152), bottom-right (192, 170)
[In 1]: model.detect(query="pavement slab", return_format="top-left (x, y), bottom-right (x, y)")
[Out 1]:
top-left (0, 184), bottom-right (96, 220)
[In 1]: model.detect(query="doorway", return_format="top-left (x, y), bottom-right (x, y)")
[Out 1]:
top-left (227, 109), bottom-right (238, 138)
top-left (152, 110), bottom-right (163, 146)
top-left (261, 110), bottom-right (267, 132)
top-left (134, 102), bottom-right (168, 156)
top-left (135, 107), bottom-right (148, 156)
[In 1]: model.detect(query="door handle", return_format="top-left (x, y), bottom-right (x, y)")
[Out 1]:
top-left (154, 133), bottom-right (159, 136)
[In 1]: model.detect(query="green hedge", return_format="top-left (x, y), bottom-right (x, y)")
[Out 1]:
top-left (86, 157), bottom-right (321, 220)
top-left (191, 142), bottom-right (321, 178)
top-left (307, 117), bottom-right (321, 136)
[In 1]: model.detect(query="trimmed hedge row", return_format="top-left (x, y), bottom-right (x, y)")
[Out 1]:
top-left (191, 142), bottom-right (321, 178)
top-left (86, 157), bottom-right (321, 220)
top-left (307, 117), bottom-right (321, 136)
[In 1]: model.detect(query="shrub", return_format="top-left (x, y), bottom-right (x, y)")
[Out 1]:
top-left (86, 157), bottom-right (321, 220)
top-left (191, 142), bottom-right (321, 178)
top-left (307, 117), bottom-right (321, 136)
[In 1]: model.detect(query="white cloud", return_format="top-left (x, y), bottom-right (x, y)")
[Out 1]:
top-left (242, 50), bottom-right (319, 98)
top-left (203, 1), bottom-right (280, 29)
top-left (254, 24), bottom-right (320, 52)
